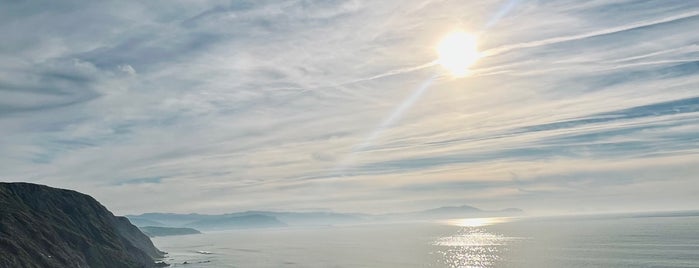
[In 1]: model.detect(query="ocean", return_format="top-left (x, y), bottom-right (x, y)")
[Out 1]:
top-left (151, 213), bottom-right (699, 267)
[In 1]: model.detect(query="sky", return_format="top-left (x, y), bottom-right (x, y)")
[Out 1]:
top-left (1, 0), bottom-right (697, 215)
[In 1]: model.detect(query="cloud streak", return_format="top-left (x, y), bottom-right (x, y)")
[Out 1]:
top-left (481, 10), bottom-right (699, 57)
top-left (0, 0), bottom-right (697, 215)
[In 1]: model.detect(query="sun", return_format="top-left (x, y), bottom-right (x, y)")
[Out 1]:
top-left (436, 31), bottom-right (480, 77)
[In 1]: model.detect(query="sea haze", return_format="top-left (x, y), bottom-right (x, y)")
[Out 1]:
top-left (152, 212), bottom-right (699, 267)
top-left (1, 0), bottom-right (697, 266)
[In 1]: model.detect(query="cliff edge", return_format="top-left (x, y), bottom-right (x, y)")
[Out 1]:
top-left (0, 182), bottom-right (165, 268)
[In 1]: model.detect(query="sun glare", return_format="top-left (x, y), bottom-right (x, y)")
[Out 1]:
top-left (437, 31), bottom-right (480, 77)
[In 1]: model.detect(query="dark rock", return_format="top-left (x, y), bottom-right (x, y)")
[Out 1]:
top-left (0, 182), bottom-right (166, 268)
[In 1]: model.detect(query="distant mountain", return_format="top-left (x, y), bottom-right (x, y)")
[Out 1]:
top-left (186, 214), bottom-right (286, 231)
top-left (140, 226), bottom-right (201, 237)
top-left (228, 211), bottom-right (364, 226)
top-left (129, 218), bottom-right (167, 227)
top-left (127, 213), bottom-right (286, 230)
top-left (418, 205), bottom-right (483, 215)
top-left (408, 205), bottom-right (524, 219)
top-left (0, 182), bottom-right (166, 268)
top-left (129, 204), bottom-right (522, 230)
top-left (127, 211), bottom-right (362, 230)
top-left (129, 213), bottom-right (206, 227)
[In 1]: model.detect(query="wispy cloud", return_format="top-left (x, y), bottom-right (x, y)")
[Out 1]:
top-left (0, 0), bottom-right (697, 214)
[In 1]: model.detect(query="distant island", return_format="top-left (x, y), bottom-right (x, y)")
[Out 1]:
top-left (0, 182), bottom-right (167, 268)
top-left (405, 205), bottom-right (524, 219)
top-left (127, 204), bottom-right (523, 231)
top-left (127, 213), bottom-right (289, 231)
top-left (139, 226), bottom-right (201, 237)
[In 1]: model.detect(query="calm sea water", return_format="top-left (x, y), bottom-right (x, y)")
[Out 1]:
top-left (152, 214), bottom-right (699, 267)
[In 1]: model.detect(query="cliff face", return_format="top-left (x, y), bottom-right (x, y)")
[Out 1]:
top-left (0, 182), bottom-right (165, 268)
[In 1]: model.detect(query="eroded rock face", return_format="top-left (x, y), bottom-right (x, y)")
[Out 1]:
top-left (0, 182), bottom-right (165, 268)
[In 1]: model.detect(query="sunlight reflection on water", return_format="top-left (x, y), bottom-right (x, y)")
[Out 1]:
top-left (433, 218), bottom-right (520, 268)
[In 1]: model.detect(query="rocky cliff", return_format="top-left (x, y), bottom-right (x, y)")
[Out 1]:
top-left (0, 182), bottom-right (165, 268)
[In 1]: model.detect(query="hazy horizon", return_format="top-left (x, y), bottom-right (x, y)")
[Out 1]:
top-left (121, 205), bottom-right (698, 220)
top-left (1, 0), bottom-right (698, 216)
